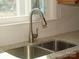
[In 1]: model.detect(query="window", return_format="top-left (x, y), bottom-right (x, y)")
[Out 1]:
top-left (0, 0), bottom-right (46, 18)
top-left (0, 0), bottom-right (56, 21)
top-left (0, 0), bottom-right (31, 18)
top-left (0, 0), bottom-right (16, 17)
top-left (31, 0), bottom-right (46, 14)
top-left (31, 0), bottom-right (57, 20)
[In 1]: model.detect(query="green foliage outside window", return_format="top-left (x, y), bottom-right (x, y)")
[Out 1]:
top-left (0, 0), bottom-right (15, 11)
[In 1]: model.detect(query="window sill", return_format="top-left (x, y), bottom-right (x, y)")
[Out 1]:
top-left (0, 15), bottom-right (57, 26)
top-left (0, 16), bottom-right (29, 26)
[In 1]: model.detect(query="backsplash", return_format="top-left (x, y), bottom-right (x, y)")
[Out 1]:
top-left (38, 4), bottom-right (79, 38)
top-left (0, 4), bottom-right (79, 46)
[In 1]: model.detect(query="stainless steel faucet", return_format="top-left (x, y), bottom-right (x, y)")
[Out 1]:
top-left (29, 8), bottom-right (47, 43)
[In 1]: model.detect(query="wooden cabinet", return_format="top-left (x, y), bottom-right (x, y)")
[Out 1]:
top-left (57, 0), bottom-right (79, 4)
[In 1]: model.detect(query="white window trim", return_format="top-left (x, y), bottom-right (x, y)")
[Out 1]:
top-left (16, 0), bottom-right (31, 16)
top-left (0, 0), bottom-right (57, 26)
top-left (0, 0), bottom-right (47, 25)
top-left (0, 0), bottom-right (31, 24)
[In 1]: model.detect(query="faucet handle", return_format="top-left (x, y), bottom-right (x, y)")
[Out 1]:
top-left (33, 28), bottom-right (38, 38)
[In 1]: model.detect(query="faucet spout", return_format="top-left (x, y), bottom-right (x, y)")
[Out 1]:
top-left (29, 8), bottom-right (47, 43)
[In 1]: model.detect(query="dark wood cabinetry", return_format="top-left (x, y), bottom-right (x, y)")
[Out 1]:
top-left (57, 0), bottom-right (79, 4)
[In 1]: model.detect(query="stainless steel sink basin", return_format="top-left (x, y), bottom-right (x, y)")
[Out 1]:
top-left (38, 40), bottom-right (77, 52)
top-left (6, 46), bottom-right (52, 59)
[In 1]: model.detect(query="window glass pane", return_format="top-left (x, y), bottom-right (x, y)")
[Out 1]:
top-left (31, 0), bottom-right (40, 9)
top-left (0, 0), bottom-right (16, 17)
top-left (31, 0), bottom-right (46, 14)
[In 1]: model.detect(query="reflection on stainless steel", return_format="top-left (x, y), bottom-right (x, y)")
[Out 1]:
top-left (6, 46), bottom-right (52, 59)
top-left (29, 8), bottom-right (47, 43)
top-left (38, 40), bottom-right (76, 52)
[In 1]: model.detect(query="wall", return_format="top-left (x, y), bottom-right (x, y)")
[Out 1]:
top-left (0, 4), bottom-right (79, 47)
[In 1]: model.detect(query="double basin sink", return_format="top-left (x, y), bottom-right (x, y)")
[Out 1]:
top-left (6, 39), bottom-right (77, 59)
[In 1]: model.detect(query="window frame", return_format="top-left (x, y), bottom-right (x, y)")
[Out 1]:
top-left (0, 0), bottom-right (57, 25)
top-left (0, 0), bottom-right (31, 24)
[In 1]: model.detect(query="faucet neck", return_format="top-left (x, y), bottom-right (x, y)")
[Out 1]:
top-left (29, 8), bottom-right (47, 43)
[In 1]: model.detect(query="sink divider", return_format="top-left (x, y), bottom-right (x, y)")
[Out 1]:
top-left (55, 40), bottom-right (57, 52)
